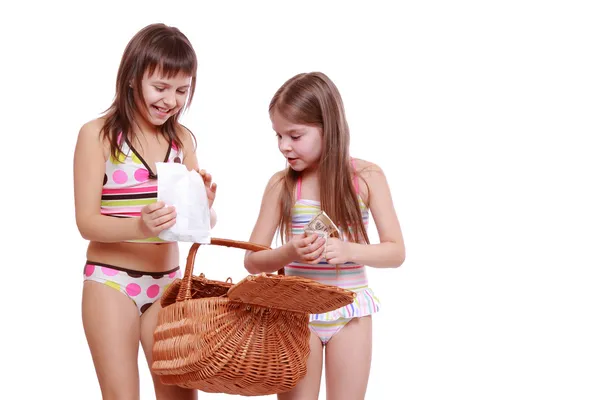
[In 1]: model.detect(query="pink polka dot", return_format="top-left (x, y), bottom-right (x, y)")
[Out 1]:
top-left (112, 170), bottom-right (128, 184)
top-left (101, 267), bottom-right (119, 276)
top-left (172, 143), bottom-right (178, 151)
top-left (147, 284), bottom-right (160, 298)
top-left (84, 264), bottom-right (95, 277)
top-left (134, 168), bottom-right (149, 182)
top-left (126, 283), bottom-right (141, 297)
top-left (168, 271), bottom-right (177, 278)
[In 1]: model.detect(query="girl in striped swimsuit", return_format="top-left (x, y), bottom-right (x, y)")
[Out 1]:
top-left (245, 72), bottom-right (406, 400)
top-left (73, 24), bottom-right (215, 400)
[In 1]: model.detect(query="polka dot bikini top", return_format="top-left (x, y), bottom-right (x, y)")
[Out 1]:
top-left (101, 133), bottom-right (183, 243)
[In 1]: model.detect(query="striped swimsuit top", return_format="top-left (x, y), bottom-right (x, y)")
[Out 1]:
top-left (100, 133), bottom-right (183, 243)
top-left (284, 159), bottom-right (381, 321)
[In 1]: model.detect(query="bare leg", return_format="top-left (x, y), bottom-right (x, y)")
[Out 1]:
top-left (324, 316), bottom-right (372, 400)
top-left (82, 281), bottom-right (141, 400)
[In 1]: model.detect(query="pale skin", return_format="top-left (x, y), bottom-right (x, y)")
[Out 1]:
top-left (244, 112), bottom-right (405, 400)
top-left (74, 71), bottom-right (216, 400)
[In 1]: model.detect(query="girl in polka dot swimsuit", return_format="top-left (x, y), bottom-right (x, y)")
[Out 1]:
top-left (73, 24), bottom-right (216, 400)
top-left (244, 72), bottom-right (405, 400)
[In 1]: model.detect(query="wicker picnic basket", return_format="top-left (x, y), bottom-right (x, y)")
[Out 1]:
top-left (151, 238), bottom-right (355, 396)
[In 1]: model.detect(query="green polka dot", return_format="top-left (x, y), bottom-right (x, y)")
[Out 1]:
top-left (105, 281), bottom-right (121, 291)
top-left (132, 153), bottom-right (142, 164)
top-left (110, 152), bottom-right (126, 164)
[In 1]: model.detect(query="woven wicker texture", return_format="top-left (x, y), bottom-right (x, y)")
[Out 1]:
top-left (160, 273), bottom-right (232, 308)
top-left (227, 273), bottom-right (357, 314)
top-left (151, 238), bottom-right (355, 396)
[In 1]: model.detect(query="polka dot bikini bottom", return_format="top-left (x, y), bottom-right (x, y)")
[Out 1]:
top-left (83, 261), bottom-right (181, 315)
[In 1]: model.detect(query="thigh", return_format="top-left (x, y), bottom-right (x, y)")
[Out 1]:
top-left (82, 280), bottom-right (141, 400)
top-left (140, 300), bottom-right (198, 400)
top-left (278, 332), bottom-right (324, 400)
top-left (325, 316), bottom-right (373, 400)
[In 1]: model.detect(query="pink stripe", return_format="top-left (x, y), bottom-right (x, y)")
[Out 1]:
top-left (102, 186), bottom-right (158, 195)
top-left (296, 176), bottom-right (302, 200)
top-left (101, 209), bottom-right (142, 215)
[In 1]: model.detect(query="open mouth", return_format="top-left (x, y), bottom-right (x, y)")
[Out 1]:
top-left (152, 105), bottom-right (172, 116)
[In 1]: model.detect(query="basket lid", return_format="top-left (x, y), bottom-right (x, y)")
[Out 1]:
top-left (226, 273), bottom-right (355, 314)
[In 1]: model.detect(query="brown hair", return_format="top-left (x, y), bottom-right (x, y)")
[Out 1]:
top-left (270, 72), bottom-right (369, 245)
top-left (100, 23), bottom-right (197, 158)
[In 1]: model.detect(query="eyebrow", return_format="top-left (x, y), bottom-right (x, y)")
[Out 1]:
top-left (152, 81), bottom-right (191, 89)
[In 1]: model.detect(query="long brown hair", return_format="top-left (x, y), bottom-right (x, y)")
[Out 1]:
top-left (101, 23), bottom-right (197, 159)
top-left (270, 72), bottom-right (369, 245)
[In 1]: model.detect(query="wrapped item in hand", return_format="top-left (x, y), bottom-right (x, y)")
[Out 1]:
top-left (156, 162), bottom-right (211, 243)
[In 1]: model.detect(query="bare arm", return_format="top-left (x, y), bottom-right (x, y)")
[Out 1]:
top-left (244, 172), bottom-right (299, 274)
top-left (180, 126), bottom-right (217, 228)
top-left (73, 120), bottom-right (147, 242)
top-left (346, 160), bottom-right (405, 268)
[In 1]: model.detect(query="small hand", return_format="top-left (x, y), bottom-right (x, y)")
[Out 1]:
top-left (196, 168), bottom-right (217, 209)
top-left (290, 233), bottom-right (326, 264)
top-left (324, 237), bottom-right (353, 265)
top-left (139, 201), bottom-right (176, 237)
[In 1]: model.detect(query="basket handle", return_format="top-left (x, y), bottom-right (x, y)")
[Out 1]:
top-left (176, 238), bottom-right (284, 302)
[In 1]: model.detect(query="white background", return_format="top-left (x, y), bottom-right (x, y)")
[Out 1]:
top-left (2, 1), bottom-right (599, 399)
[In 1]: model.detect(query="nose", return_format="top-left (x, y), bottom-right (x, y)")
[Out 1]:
top-left (163, 91), bottom-right (177, 108)
top-left (279, 137), bottom-right (292, 153)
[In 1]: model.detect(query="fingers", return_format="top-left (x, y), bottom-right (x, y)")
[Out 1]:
top-left (145, 204), bottom-right (175, 218)
top-left (322, 243), bottom-right (340, 264)
top-left (196, 169), bottom-right (217, 197)
top-left (153, 210), bottom-right (177, 228)
top-left (197, 169), bottom-right (213, 185)
top-left (301, 236), bottom-right (325, 256)
top-left (143, 201), bottom-right (165, 214)
top-left (142, 210), bottom-right (176, 236)
top-left (140, 201), bottom-right (177, 234)
top-left (202, 171), bottom-right (212, 185)
top-left (302, 233), bottom-right (320, 247)
top-left (303, 245), bottom-right (325, 264)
